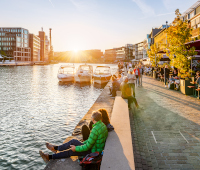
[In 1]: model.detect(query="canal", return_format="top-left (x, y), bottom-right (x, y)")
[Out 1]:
top-left (0, 63), bottom-right (117, 170)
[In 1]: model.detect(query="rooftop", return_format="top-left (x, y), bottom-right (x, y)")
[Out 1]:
top-left (181, 0), bottom-right (200, 17)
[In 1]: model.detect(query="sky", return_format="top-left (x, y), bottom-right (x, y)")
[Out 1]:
top-left (0, 0), bottom-right (198, 52)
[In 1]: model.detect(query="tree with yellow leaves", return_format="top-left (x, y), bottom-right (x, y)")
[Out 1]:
top-left (147, 43), bottom-right (162, 67)
top-left (165, 9), bottom-right (197, 78)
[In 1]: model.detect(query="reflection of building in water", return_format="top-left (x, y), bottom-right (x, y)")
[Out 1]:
top-left (0, 27), bottom-right (31, 61)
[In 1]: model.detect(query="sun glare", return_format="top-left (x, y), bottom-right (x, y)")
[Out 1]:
top-left (73, 48), bottom-right (79, 53)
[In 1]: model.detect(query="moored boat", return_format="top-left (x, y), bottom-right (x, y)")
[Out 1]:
top-left (57, 65), bottom-right (75, 82)
top-left (93, 66), bottom-right (112, 84)
top-left (74, 64), bottom-right (93, 83)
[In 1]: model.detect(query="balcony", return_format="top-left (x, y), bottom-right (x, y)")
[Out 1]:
top-left (192, 27), bottom-right (200, 37)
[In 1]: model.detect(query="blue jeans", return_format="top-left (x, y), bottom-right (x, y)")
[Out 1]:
top-left (52, 139), bottom-right (91, 159)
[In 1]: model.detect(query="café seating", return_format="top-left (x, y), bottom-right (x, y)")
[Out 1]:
top-left (188, 86), bottom-right (196, 96)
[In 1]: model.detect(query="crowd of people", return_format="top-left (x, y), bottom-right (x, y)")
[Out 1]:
top-left (109, 61), bottom-right (144, 110)
top-left (39, 61), bottom-right (200, 168)
top-left (143, 64), bottom-right (200, 90)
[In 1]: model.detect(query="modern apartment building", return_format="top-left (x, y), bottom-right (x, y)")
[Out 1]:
top-left (29, 34), bottom-right (40, 62)
top-left (181, 1), bottom-right (200, 39)
top-left (133, 41), bottom-right (147, 60)
top-left (125, 44), bottom-right (134, 60)
top-left (0, 27), bottom-right (31, 61)
top-left (116, 47), bottom-right (126, 61)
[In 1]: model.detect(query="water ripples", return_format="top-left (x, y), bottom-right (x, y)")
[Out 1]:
top-left (0, 63), bottom-right (117, 170)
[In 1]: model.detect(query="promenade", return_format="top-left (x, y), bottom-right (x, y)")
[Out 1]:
top-left (130, 76), bottom-right (200, 170)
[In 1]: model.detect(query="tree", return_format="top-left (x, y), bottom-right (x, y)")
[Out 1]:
top-left (0, 50), bottom-right (6, 56)
top-left (165, 9), bottom-right (197, 78)
top-left (147, 43), bottom-right (162, 67)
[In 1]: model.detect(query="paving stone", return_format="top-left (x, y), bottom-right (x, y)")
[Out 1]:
top-left (130, 76), bottom-right (200, 169)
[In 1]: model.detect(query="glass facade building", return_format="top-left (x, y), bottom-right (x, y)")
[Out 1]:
top-left (0, 27), bottom-right (31, 61)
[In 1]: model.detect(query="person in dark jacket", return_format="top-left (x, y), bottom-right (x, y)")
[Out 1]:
top-left (164, 65), bottom-right (170, 87)
top-left (39, 111), bottom-right (108, 163)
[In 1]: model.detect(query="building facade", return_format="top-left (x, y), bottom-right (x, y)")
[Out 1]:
top-left (116, 47), bottom-right (126, 61)
top-left (45, 36), bottom-right (49, 61)
top-left (0, 27), bottom-right (31, 61)
top-left (38, 31), bottom-right (46, 61)
top-left (125, 44), bottom-right (133, 60)
top-left (154, 28), bottom-right (167, 51)
top-left (29, 34), bottom-right (40, 62)
top-left (181, 1), bottom-right (200, 39)
top-left (104, 49), bottom-right (116, 62)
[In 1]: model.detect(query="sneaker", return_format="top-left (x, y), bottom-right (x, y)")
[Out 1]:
top-left (46, 142), bottom-right (57, 153)
top-left (39, 150), bottom-right (50, 163)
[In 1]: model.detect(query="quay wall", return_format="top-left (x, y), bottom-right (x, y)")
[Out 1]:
top-left (44, 81), bottom-right (115, 170)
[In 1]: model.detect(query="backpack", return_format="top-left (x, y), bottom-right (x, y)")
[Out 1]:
top-left (79, 152), bottom-right (102, 170)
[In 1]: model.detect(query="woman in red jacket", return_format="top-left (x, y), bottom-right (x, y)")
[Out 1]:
top-left (134, 66), bottom-right (140, 87)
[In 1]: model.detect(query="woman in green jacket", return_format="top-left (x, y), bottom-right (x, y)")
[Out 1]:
top-left (39, 111), bottom-right (108, 163)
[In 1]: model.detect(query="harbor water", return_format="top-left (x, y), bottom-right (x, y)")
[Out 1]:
top-left (0, 63), bottom-right (117, 170)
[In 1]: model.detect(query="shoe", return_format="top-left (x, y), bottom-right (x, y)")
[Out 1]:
top-left (39, 150), bottom-right (49, 163)
top-left (46, 142), bottom-right (57, 153)
top-left (165, 85), bottom-right (167, 87)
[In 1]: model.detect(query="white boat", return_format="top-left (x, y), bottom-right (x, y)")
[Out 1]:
top-left (57, 65), bottom-right (75, 82)
top-left (74, 64), bottom-right (93, 83)
top-left (93, 66), bottom-right (112, 84)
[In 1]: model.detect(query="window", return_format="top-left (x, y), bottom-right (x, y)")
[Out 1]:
top-left (190, 11), bottom-right (195, 18)
top-left (17, 37), bottom-right (21, 42)
top-left (17, 43), bottom-right (21, 47)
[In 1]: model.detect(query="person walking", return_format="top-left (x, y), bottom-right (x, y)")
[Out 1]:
top-left (138, 65), bottom-right (143, 86)
top-left (134, 66), bottom-right (140, 87)
top-left (127, 68), bottom-right (136, 97)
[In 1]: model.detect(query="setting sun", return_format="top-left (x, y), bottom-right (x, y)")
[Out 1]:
top-left (73, 48), bottom-right (79, 53)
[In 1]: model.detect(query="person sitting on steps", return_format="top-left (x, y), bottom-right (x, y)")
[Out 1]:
top-left (39, 111), bottom-right (108, 163)
top-left (120, 76), bottom-right (139, 110)
top-left (82, 108), bottom-right (113, 141)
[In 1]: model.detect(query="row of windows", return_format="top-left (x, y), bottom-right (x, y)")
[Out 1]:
top-left (14, 52), bottom-right (30, 56)
top-left (0, 28), bottom-right (28, 34)
top-left (0, 37), bottom-right (16, 41)
top-left (1, 47), bottom-right (14, 51)
top-left (0, 33), bottom-right (28, 39)
top-left (0, 42), bottom-right (16, 46)
top-left (17, 43), bottom-right (28, 48)
top-left (16, 48), bottom-right (30, 52)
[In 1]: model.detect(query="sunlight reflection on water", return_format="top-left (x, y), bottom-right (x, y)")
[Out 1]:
top-left (0, 63), bottom-right (117, 170)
